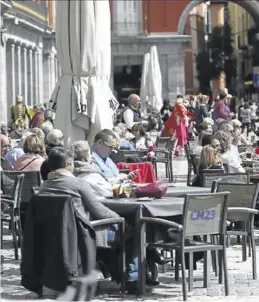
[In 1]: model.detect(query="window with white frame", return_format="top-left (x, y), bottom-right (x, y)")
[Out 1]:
top-left (113, 0), bottom-right (142, 36)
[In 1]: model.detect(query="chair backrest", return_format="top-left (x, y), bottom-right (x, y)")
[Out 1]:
top-left (3, 171), bottom-right (42, 204)
top-left (22, 194), bottom-right (96, 292)
top-left (155, 137), bottom-right (170, 149)
top-left (184, 143), bottom-right (192, 162)
top-left (190, 154), bottom-right (199, 175)
top-left (202, 172), bottom-right (250, 188)
top-left (168, 138), bottom-right (177, 153)
top-left (238, 145), bottom-right (247, 153)
top-left (217, 183), bottom-right (259, 221)
top-left (183, 192), bottom-right (230, 237)
top-left (121, 150), bottom-right (142, 163)
top-left (217, 182), bottom-right (259, 209)
top-left (12, 174), bottom-right (25, 210)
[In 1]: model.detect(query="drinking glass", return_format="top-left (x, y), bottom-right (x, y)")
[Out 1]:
top-left (124, 186), bottom-right (132, 198)
top-left (113, 185), bottom-right (121, 199)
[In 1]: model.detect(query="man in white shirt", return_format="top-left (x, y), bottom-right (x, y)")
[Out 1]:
top-left (122, 94), bottom-right (149, 130)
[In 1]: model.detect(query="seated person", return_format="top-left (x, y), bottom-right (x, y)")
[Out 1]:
top-left (5, 131), bottom-right (33, 168)
top-left (45, 129), bottom-right (64, 155)
top-left (39, 147), bottom-right (163, 286)
top-left (131, 123), bottom-right (154, 150)
top-left (192, 145), bottom-right (223, 187)
top-left (39, 147), bottom-right (119, 239)
top-left (109, 132), bottom-right (127, 165)
top-left (193, 134), bottom-right (220, 156)
top-left (215, 130), bottom-right (245, 173)
top-left (91, 129), bottom-right (137, 183)
top-left (72, 140), bottom-right (113, 198)
top-left (232, 119), bottom-right (250, 146)
top-left (0, 134), bottom-right (12, 170)
top-left (14, 134), bottom-right (45, 172)
top-left (113, 126), bottom-right (135, 151)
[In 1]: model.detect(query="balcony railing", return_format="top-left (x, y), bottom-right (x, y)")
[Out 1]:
top-left (111, 22), bottom-right (144, 37)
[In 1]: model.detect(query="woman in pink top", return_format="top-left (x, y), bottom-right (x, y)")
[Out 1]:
top-left (14, 134), bottom-right (45, 172)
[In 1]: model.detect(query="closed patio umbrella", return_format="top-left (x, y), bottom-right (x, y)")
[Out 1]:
top-left (140, 53), bottom-right (150, 117)
top-left (50, 0), bottom-right (114, 145)
top-left (148, 46), bottom-right (163, 111)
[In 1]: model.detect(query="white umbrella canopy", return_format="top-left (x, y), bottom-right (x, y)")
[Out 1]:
top-left (140, 53), bottom-right (150, 117)
top-left (87, 0), bottom-right (115, 144)
top-left (148, 46), bottom-right (163, 111)
top-left (49, 0), bottom-right (114, 146)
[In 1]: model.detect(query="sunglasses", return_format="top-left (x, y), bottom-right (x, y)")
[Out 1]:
top-left (103, 141), bottom-right (116, 150)
top-left (212, 144), bottom-right (220, 149)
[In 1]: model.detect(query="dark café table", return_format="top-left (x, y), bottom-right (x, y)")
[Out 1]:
top-left (103, 196), bottom-right (184, 295)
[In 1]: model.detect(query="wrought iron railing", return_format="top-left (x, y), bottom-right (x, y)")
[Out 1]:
top-left (111, 22), bottom-right (144, 36)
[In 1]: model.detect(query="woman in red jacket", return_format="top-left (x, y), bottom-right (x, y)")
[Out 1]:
top-left (161, 98), bottom-right (188, 155)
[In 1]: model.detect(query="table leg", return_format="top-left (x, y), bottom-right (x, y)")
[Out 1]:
top-left (137, 205), bottom-right (146, 296)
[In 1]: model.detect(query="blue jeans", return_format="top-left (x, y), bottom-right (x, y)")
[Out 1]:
top-left (108, 224), bottom-right (138, 281)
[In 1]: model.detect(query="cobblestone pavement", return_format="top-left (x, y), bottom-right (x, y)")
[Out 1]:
top-left (2, 158), bottom-right (259, 301)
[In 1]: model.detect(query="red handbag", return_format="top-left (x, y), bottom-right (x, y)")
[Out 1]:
top-left (134, 181), bottom-right (168, 199)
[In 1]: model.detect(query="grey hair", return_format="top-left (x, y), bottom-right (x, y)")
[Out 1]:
top-left (46, 129), bottom-right (64, 146)
top-left (113, 126), bottom-right (123, 138)
top-left (128, 94), bottom-right (139, 104)
top-left (40, 120), bottom-right (54, 136)
top-left (30, 127), bottom-right (45, 142)
top-left (217, 121), bottom-right (233, 132)
top-left (71, 140), bottom-right (90, 162)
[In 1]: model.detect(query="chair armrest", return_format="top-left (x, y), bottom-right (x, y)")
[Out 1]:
top-left (91, 217), bottom-right (125, 228)
top-left (1, 198), bottom-right (14, 205)
top-left (140, 217), bottom-right (183, 230)
top-left (228, 207), bottom-right (259, 215)
top-left (1, 194), bottom-right (12, 200)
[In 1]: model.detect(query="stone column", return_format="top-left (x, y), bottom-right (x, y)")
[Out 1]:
top-left (34, 49), bottom-right (39, 103)
top-left (38, 45), bottom-right (44, 104)
top-left (167, 43), bottom-right (185, 100)
top-left (48, 54), bottom-right (52, 98)
top-left (29, 49), bottom-right (33, 106)
top-left (17, 45), bottom-right (22, 95)
top-left (50, 52), bottom-right (55, 91)
top-left (0, 33), bottom-right (7, 123)
top-left (23, 46), bottom-right (28, 105)
top-left (11, 43), bottom-right (16, 106)
top-left (55, 56), bottom-right (59, 83)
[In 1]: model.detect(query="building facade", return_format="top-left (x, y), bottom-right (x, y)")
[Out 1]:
top-left (229, 2), bottom-right (255, 98)
top-left (110, 0), bottom-right (191, 103)
top-left (0, 0), bottom-right (59, 124)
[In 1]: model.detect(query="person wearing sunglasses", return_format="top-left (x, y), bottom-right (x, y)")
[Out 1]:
top-left (91, 129), bottom-right (138, 183)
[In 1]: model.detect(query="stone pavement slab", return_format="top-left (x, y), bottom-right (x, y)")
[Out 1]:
top-left (1, 230), bottom-right (259, 301)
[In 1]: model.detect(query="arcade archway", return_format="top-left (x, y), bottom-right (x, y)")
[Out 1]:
top-left (178, 0), bottom-right (259, 35)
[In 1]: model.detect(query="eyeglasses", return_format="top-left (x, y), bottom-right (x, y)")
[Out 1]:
top-left (103, 141), bottom-right (116, 150)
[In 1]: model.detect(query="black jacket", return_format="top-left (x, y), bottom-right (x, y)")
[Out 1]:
top-left (21, 194), bottom-right (96, 294)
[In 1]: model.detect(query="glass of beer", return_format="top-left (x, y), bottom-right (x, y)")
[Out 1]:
top-left (113, 184), bottom-right (121, 199)
top-left (124, 186), bottom-right (132, 198)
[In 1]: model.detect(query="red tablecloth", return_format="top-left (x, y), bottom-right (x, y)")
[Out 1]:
top-left (117, 162), bottom-right (156, 184)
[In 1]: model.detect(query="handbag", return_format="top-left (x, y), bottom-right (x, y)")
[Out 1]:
top-left (134, 181), bottom-right (168, 199)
